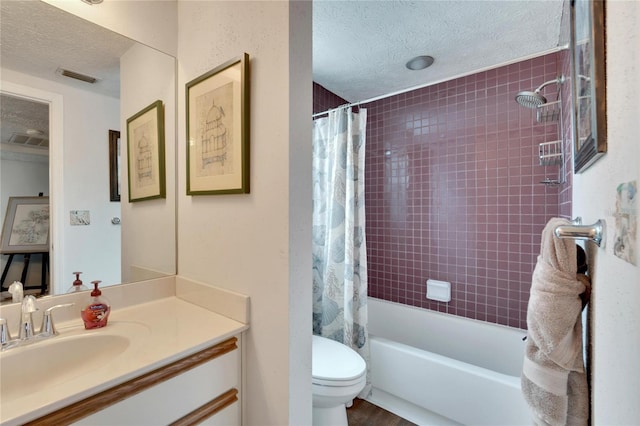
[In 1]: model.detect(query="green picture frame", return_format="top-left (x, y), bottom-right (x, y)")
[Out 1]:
top-left (186, 53), bottom-right (250, 195)
top-left (126, 100), bottom-right (166, 202)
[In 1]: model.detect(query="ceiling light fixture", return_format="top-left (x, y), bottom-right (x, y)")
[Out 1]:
top-left (406, 55), bottom-right (435, 71)
top-left (81, 0), bottom-right (103, 5)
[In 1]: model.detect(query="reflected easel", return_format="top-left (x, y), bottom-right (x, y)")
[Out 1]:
top-left (0, 253), bottom-right (49, 296)
top-left (0, 193), bottom-right (50, 298)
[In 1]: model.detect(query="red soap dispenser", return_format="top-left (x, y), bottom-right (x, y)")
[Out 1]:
top-left (81, 280), bottom-right (111, 329)
top-left (67, 272), bottom-right (89, 293)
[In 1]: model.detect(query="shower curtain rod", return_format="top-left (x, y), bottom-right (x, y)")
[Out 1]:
top-left (311, 88), bottom-right (401, 119)
top-left (312, 79), bottom-right (435, 119)
top-left (312, 102), bottom-right (362, 118)
top-left (312, 85), bottom-right (414, 118)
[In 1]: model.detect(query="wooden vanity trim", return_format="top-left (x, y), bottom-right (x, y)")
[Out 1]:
top-left (25, 337), bottom-right (238, 426)
top-left (169, 388), bottom-right (238, 426)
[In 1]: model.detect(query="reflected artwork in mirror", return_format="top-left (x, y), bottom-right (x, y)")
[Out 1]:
top-left (0, 1), bottom-right (177, 301)
top-left (109, 130), bottom-right (121, 203)
top-left (126, 100), bottom-right (166, 202)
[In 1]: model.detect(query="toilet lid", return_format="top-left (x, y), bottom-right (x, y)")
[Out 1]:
top-left (312, 335), bottom-right (366, 384)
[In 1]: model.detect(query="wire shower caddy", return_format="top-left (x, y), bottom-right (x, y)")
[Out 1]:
top-left (535, 89), bottom-right (565, 185)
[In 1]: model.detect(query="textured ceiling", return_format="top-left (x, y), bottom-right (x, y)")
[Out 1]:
top-left (0, 94), bottom-right (49, 157)
top-left (1, 0), bottom-right (565, 146)
top-left (313, 0), bottom-right (565, 102)
top-left (0, 1), bottom-right (134, 99)
top-left (0, 0), bottom-right (135, 153)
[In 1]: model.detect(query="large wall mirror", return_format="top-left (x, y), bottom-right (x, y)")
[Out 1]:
top-left (0, 1), bottom-right (177, 300)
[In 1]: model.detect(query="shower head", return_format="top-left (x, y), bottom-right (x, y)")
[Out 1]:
top-left (515, 91), bottom-right (547, 109)
top-left (515, 75), bottom-right (565, 109)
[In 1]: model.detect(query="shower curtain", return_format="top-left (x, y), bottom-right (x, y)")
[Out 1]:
top-left (312, 107), bottom-right (369, 377)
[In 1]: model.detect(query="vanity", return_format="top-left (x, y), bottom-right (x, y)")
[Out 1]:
top-left (0, 5), bottom-right (252, 424)
top-left (0, 276), bottom-right (249, 425)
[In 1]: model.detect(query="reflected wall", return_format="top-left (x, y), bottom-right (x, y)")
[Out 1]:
top-left (120, 43), bottom-right (176, 282)
top-left (0, 1), bottom-right (178, 295)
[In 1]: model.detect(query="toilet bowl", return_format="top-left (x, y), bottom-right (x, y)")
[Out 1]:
top-left (312, 335), bottom-right (366, 426)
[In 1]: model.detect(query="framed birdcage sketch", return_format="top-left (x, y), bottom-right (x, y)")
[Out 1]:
top-left (126, 100), bottom-right (166, 202)
top-left (571, 0), bottom-right (607, 173)
top-left (0, 196), bottom-right (50, 253)
top-left (186, 53), bottom-right (250, 195)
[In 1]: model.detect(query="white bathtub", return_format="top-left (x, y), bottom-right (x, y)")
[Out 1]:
top-left (366, 298), bottom-right (530, 426)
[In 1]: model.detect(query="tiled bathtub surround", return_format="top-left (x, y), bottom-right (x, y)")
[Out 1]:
top-left (558, 48), bottom-right (574, 219)
top-left (313, 82), bottom-right (347, 114)
top-left (314, 53), bottom-right (570, 329)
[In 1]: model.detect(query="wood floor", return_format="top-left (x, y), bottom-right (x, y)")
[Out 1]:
top-left (346, 398), bottom-right (417, 426)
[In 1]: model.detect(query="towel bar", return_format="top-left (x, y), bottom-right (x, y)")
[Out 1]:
top-left (554, 219), bottom-right (605, 247)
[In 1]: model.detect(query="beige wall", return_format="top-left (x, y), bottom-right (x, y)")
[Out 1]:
top-left (574, 1), bottom-right (640, 423)
top-left (176, 1), bottom-right (312, 424)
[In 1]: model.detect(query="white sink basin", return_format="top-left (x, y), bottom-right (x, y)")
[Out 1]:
top-left (0, 321), bottom-right (149, 401)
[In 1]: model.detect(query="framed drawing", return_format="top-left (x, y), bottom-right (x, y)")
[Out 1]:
top-left (571, 0), bottom-right (607, 173)
top-left (186, 53), bottom-right (250, 195)
top-left (109, 129), bottom-right (121, 202)
top-left (126, 100), bottom-right (166, 202)
top-left (0, 196), bottom-right (50, 253)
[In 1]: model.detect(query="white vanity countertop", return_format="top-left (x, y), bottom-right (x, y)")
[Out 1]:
top-left (0, 295), bottom-right (249, 425)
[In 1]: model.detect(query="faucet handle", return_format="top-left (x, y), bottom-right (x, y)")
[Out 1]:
top-left (21, 295), bottom-right (38, 313)
top-left (0, 318), bottom-right (11, 347)
top-left (19, 295), bottom-right (38, 340)
top-left (40, 303), bottom-right (75, 337)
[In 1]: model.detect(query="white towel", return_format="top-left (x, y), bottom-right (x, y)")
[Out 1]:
top-left (521, 218), bottom-right (589, 426)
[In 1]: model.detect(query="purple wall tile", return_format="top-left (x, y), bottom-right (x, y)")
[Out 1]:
top-left (313, 82), bottom-right (347, 115)
top-left (313, 52), bottom-right (571, 330)
top-left (558, 48), bottom-right (574, 218)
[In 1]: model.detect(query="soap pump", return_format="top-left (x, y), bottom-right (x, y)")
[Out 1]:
top-left (67, 272), bottom-right (89, 293)
top-left (81, 280), bottom-right (111, 329)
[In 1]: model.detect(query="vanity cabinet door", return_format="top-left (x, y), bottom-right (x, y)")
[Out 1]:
top-left (70, 339), bottom-right (240, 426)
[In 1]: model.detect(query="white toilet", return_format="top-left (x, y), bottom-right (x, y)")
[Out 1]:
top-left (312, 335), bottom-right (367, 426)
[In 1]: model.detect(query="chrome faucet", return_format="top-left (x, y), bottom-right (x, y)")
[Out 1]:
top-left (40, 304), bottom-right (74, 337)
top-left (0, 318), bottom-right (11, 347)
top-left (1, 298), bottom-right (74, 351)
top-left (18, 295), bottom-right (38, 340)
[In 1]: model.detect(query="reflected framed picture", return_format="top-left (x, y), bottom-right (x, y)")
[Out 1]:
top-left (571, 0), bottom-right (607, 173)
top-left (109, 129), bottom-right (121, 202)
top-left (0, 196), bottom-right (50, 253)
top-left (186, 53), bottom-right (250, 195)
top-left (126, 100), bottom-right (166, 202)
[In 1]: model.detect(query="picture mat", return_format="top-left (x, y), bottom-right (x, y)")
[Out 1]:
top-left (188, 65), bottom-right (243, 192)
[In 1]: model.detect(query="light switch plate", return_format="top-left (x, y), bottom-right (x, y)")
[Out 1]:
top-left (70, 210), bottom-right (90, 226)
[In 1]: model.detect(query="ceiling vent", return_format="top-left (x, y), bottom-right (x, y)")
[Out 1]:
top-left (57, 68), bottom-right (98, 84)
top-left (8, 133), bottom-right (49, 149)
